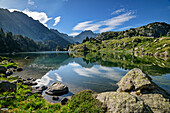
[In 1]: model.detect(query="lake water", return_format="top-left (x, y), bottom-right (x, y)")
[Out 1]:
top-left (1, 51), bottom-right (170, 94)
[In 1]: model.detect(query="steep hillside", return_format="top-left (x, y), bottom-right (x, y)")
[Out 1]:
top-left (73, 30), bottom-right (99, 43)
top-left (0, 8), bottom-right (70, 47)
top-left (68, 22), bottom-right (170, 57)
top-left (50, 29), bottom-right (74, 43)
top-left (96, 22), bottom-right (170, 40)
top-left (0, 28), bottom-right (58, 52)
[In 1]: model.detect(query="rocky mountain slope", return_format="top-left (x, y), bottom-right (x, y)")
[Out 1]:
top-left (96, 22), bottom-right (170, 40)
top-left (50, 29), bottom-right (74, 43)
top-left (73, 30), bottom-right (99, 43)
top-left (0, 8), bottom-right (69, 47)
top-left (68, 22), bottom-right (170, 57)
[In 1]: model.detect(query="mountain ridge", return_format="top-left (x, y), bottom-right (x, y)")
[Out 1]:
top-left (73, 30), bottom-right (99, 43)
top-left (0, 8), bottom-right (70, 47)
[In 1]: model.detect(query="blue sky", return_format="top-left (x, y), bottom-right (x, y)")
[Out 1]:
top-left (0, 0), bottom-right (170, 36)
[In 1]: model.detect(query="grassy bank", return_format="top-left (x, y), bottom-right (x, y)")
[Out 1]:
top-left (0, 56), bottom-right (105, 113)
top-left (69, 36), bottom-right (170, 57)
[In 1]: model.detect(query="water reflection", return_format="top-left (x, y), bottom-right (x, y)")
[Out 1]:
top-left (35, 62), bottom-right (127, 93)
top-left (1, 51), bottom-right (170, 93)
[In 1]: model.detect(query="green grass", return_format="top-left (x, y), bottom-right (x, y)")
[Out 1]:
top-left (0, 56), bottom-right (105, 113)
top-left (70, 36), bottom-right (170, 56)
top-left (61, 90), bottom-right (106, 113)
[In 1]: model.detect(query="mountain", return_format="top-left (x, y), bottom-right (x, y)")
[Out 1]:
top-left (50, 29), bottom-right (75, 43)
top-left (96, 22), bottom-right (170, 40)
top-left (0, 28), bottom-right (56, 52)
top-left (0, 8), bottom-right (70, 47)
top-left (73, 30), bottom-right (99, 43)
top-left (68, 22), bottom-right (170, 57)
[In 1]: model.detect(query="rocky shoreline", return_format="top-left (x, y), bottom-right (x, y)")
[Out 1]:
top-left (0, 57), bottom-right (170, 112)
top-left (95, 68), bottom-right (170, 113)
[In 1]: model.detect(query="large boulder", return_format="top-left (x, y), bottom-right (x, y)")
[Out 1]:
top-left (0, 80), bottom-right (16, 92)
top-left (0, 66), bottom-right (7, 74)
top-left (117, 68), bottom-right (153, 92)
top-left (96, 92), bottom-right (151, 113)
top-left (45, 82), bottom-right (69, 96)
top-left (96, 68), bottom-right (170, 113)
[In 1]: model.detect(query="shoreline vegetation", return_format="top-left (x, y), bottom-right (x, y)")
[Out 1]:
top-left (0, 22), bottom-right (170, 112)
top-left (0, 56), bottom-right (170, 112)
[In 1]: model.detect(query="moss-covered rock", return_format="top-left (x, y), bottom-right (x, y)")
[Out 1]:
top-left (96, 68), bottom-right (170, 113)
top-left (117, 68), bottom-right (152, 92)
top-left (96, 92), bottom-right (151, 113)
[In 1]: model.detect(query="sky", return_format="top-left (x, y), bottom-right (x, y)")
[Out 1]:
top-left (0, 0), bottom-right (170, 36)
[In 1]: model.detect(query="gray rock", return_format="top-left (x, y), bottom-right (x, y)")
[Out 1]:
top-left (0, 108), bottom-right (9, 111)
top-left (45, 82), bottom-right (69, 96)
top-left (5, 70), bottom-right (13, 76)
top-left (25, 56), bottom-right (30, 59)
top-left (117, 68), bottom-right (152, 92)
top-left (31, 90), bottom-right (42, 94)
top-left (96, 68), bottom-right (170, 113)
top-left (96, 92), bottom-right (150, 113)
top-left (23, 80), bottom-right (37, 86)
top-left (0, 66), bottom-right (7, 74)
top-left (139, 94), bottom-right (170, 113)
top-left (0, 96), bottom-right (15, 100)
top-left (0, 80), bottom-right (16, 92)
top-left (163, 43), bottom-right (168, 48)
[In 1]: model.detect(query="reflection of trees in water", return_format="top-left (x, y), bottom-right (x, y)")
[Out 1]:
top-left (70, 52), bottom-right (170, 76)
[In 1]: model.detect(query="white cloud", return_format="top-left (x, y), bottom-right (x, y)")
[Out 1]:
top-left (72, 11), bottom-right (136, 33)
top-left (118, 26), bottom-right (132, 31)
top-left (53, 16), bottom-right (61, 26)
top-left (111, 8), bottom-right (125, 15)
top-left (73, 21), bottom-right (93, 31)
top-left (9, 8), bottom-right (52, 27)
top-left (9, 9), bottom-right (20, 12)
top-left (100, 12), bottom-right (136, 32)
top-left (69, 32), bottom-right (79, 36)
top-left (28, 0), bottom-right (35, 5)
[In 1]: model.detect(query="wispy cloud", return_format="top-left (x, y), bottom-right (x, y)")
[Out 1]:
top-left (118, 26), bottom-right (132, 31)
top-left (72, 10), bottom-right (136, 33)
top-left (53, 16), bottom-right (61, 26)
top-left (28, 0), bottom-right (34, 5)
top-left (9, 8), bottom-right (52, 27)
top-left (111, 8), bottom-right (125, 15)
top-left (69, 32), bottom-right (79, 36)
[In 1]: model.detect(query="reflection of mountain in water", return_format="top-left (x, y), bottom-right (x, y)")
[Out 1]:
top-left (70, 52), bottom-right (170, 76)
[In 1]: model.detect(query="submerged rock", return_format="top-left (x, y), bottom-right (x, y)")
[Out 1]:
top-left (45, 82), bottom-right (69, 96)
top-left (96, 68), bottom-right (170, 113)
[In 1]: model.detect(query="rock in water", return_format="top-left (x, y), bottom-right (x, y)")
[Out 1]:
top-left (96, 68), bottom-right (170, 113)
top-left (45, 82), bottom-right (69, 96)
top-left (117, 68), bottom-right (152, 92)
top-left (0, 80), bottom-right (16, 92)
